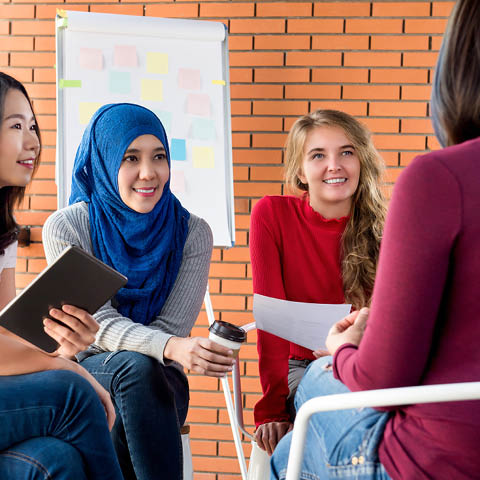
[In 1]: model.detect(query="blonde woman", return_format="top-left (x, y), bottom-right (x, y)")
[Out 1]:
top-left (250, 110), bottom-right (386, 454)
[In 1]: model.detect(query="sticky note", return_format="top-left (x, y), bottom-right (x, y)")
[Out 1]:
top-left (170, 170), bottom-right (185, 194)
top-left (212, 79), bottom-right (226, 85)
top-left (79, 48), bottom-right (103, 71)
top-left (56, 9), bottom-right (67, 18)
top-left (192, 118), bottom-right (215, 141)
top-left (153, 110), bottom-right (172, 135)
top-left (170, 139), bottom-right (186, 161)
top-left (114, 45), bottom-right (137, 68)
top-left (58, 17), bottom-right (68, 28)
top-left (59, 79), bottom-right (81, 88)
top-left (141, 79), bottom-right (163, 102)
top-left (109, 71), bottom-right (131, 94)
top-left (178, 68), bottom-right (201, 90)
top-left (193, 146), bottom-right (214, 169)
top-left (146, 52), bottom-right (168, 75)
top-left (186, 93), bottom-right (211, 117)
top-left (79, 102), bottom-right (102, 125)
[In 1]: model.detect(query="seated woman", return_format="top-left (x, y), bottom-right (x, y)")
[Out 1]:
top-left (0, 73), bottom-right (122, 479)
top-left (43, 103), bottom-right (234, 480)
top-left (250, 109), bottom-right (386, 454)
top-left (271, 0), bottom-right (480, 479)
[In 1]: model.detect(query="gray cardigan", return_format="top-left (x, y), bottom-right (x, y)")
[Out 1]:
top-left (42, 201), bottom-right (213, 365)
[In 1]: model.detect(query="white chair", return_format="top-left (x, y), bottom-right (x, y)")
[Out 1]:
top-left (181, 424), bottom-right (193, 480)
top-left (285, 382), bottom-right (480, 480)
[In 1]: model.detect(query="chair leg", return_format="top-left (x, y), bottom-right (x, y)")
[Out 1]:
top-left (181, 424), bottom-right (193, 480)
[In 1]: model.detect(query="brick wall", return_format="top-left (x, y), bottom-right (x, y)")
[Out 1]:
top-left (2, 1), bottom-right (454, 478)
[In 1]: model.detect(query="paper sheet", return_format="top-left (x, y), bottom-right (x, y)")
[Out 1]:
top-left (253, 294), bottom-right (351, 351)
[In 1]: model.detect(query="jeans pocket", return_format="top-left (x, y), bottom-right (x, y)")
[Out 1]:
top-left (102, 350), bottom-right (126, 366)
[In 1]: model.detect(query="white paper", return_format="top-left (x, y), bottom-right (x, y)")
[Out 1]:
top-left (253, 294), bottom-right (352, 351)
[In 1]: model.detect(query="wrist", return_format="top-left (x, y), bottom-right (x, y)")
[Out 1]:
top-left (163, 336), bottom-right (180, 361)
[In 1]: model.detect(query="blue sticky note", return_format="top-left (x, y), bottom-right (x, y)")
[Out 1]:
top-left (192, 118), bottom-right (215, 141)
top-left (153, 110), bottom-right (172, 135)
top-left (109, 71), bottom-right (131, 94)
top-left (171, 138), bottom-right (186, 161)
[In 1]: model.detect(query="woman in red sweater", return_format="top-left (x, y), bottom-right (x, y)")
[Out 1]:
top-left (250, 110), bottom-right (386, 454)
top-left (271, 1), bottom-right (480, 478)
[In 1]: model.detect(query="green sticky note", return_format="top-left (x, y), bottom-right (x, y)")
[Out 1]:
top-left (79, 102), bottom-right (102, 125)
top-left (193, 146), bottom-right (214, 169)
top-left (192, 118), bottom-right (215, 141)
top-left (146, 52), bottom-right (168, 75)
top-left (58, 17), bottom-right (68, 28)
top-left (109, 71), bottom-right (131, 94)
top-left (153, 110), bottom-right (172, 135)
top-left (59, 79), bottom-right (81, 88)
top-left (141, 79), bottom-right (163, 102)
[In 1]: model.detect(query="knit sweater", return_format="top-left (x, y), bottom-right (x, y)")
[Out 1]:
top-left (42, 202), bottom-right (213, 365)
top-left (334, 137), bottom-right (480, 479)
top-left (250, 195), bottom-right (347, 427)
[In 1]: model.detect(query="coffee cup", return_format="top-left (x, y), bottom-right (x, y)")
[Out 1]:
top-left (208, 320), bottom-right (246, 358)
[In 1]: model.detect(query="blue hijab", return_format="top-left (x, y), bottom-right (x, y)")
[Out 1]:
top-left (69, 103), bottom-right (190, 325)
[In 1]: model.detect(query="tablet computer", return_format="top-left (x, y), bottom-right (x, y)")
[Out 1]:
top-left (0, 245), bottom-right (127, 353)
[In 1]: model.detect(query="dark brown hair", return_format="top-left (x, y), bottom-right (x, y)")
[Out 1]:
top-left (0, 72), bottom-right (41, 254)
top-left (431, 0), bottom-right (480, 147)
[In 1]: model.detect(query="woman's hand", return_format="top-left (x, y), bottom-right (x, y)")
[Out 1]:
top-left (44, 305), bottom-right (99, 359)
top-left (326, 307), bottom-right (369, 356)
top-left (255, 421), bottom-right (293, 456)
top-left (164, 336), bottom-right (234, 377)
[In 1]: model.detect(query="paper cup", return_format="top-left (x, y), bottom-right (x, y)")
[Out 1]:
top-left (208, 320), bottom-right (246, 358)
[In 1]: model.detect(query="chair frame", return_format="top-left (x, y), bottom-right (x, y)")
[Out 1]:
top-left (285, 381), bottom-right (480, 480)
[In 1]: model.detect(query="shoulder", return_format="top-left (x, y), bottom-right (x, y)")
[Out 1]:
top-left (184, 214), bottom-right (213, 254)
top-left (252, 195), bottom-right (304, 223)
top-left (44, 202), bottom-right (89, 231)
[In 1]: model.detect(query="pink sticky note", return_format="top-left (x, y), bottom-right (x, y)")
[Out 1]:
top-left (170, 170), bottom-right (185, 194)
top-left (178, 68), bottom-right (201, 90)
top-left (114, 45), bottom-right (137, 68)
top-left (186, 93), bottom-right (211, 117)
top-left (79, 48), bottom-right (103, 71)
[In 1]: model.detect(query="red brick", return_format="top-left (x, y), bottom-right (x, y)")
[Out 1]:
top-left (405, 18), bottom-right (448, 34)
top-left (432, 2), bottom-right (455, 17)
top-left (370, 35), bottom-right (429, 51)
top-left (252, 100), bottom-right (308, 116)
top-left (402, 85), bottom-right (432, 101)
top-left (373, 134), bottom-right (426, 151)
top-left (35, 4), bottom-right (88, 18)
top-left (254, 34), bottom-right (309, 51)
top-left (372, 2), bottom-right (430, 17)
top-left (0, 36), bottom-right (33, 51)
top-left (233, 166), bottom-right (248, 181)
top-left (431, 36), bottom-right (443, 51)
top-left (230, 51), bottom-right (283, 67)
top-left (89, 5), bottom-right (144, 15)
top-left (312, 35), bottom-right (369, 51)
top-left (145, 4), bottom-right (198, 18)
top-left (401, 118), bottom-right (434, 134)
top-left (230, 84), bottom-right (283, 99)
top-left (250, 166), bottom-right (283, 181)
top-left (11, 52), bottom-right (55, 67)
top-left (230, 19), bottom-right (285, 34)
top-left (427, 135), bottom-right (441, 151)
top-left (222, 247), bottom-right (251, 262)
top-left (35, 115), bottom-right (56, 131)
top-left (209, 263), bottom-right (246, 279)
top-left (25, 82), bottom-right (56, 99)
top-left (34, 36), bottom-right (55, 51)
top-left (361, 117), bottom-right (399, 134)
top-left (346, 19), bottom-right (403, 34)
top-left (194, 455), bottom-right (240, 473)
top-left (285, 84), bottom-right (340, 100)
top-left (370, 68), bottom-right (429, 84)
top-left (344, 52), bottom-right (401, 67)
top-left (11, 20), bottom-right (54, 36)
top-left (254, 67), bottom-right (309, 83)
top-left (230, 100), bottom-right (251, 115)
top-left (210, 294), bottom-right (246, 310)
top-left (403, 52), bottom-right (439, 67)
top-left (0, 4), bottom-right (34, 18)
top-left (231, 116), bottom-right (283, 132)
top-left (310, 100), bottom-right (367, 117)
top-left (287, 18), bottom-right (343, 34)
top-left (314, 2), bottom-right (370, 17)
top-left (228, 36), bottom-right (252, 51)
top-left (200, 3), bottom-right (254, 17)
top-left (27, 258), bottom-right (47, 273)
top-left (343, 85), bottom-right (399, 100)
top-left (311, 68), bottom-right (369, 84)
top-left (0, 67), bottom-right (33, 83)
top-left (400, 151), bottom-right (423, 166)
top-left (257, 2), bottom-right (312, 17)
top-left (29, 196), bottom-right (57, 210)
top-left (286, 51), bottom-right (341, 67)
top-left (232, 133), bottom-right (250, 148)
top-left (369, 101), bottom-right (427, 117)
top-left (251, 133), bottom-right (287, 148)
top-left (233, 149), bottom-right (282, 165)
top-left (25, 179), bottom-right (57, 195)
top-left (230, 68), bottom-right (252, 83)
top-left (33, 68), bottom-right (56, 83)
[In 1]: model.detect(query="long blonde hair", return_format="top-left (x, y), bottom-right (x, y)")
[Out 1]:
top-left (285, 109), bottom-right (386, 309)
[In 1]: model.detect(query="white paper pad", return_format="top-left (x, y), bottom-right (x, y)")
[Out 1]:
top-left (253, 294), bottom-right (352, 351)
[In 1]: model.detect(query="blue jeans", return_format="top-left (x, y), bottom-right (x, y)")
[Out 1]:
top-left (271, 357), bottom-right (392, 480)
top-left (81, 350), bottom-right (189, 480)
top-left (0, 369), bottom-right (123, 479)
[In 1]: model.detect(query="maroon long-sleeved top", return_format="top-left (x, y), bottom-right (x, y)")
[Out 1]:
top-left (334, 137), bottom-right (480, 479)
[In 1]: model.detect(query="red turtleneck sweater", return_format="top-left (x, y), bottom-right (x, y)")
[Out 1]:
top-left (250, 194), bottom-right (347, 427)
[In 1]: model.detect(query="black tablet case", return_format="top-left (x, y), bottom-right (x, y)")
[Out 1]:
top-left (0, 245), bottom-right (127, 352)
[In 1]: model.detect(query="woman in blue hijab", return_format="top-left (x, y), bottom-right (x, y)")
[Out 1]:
top-left (43, 103), bottom-right (235, 480)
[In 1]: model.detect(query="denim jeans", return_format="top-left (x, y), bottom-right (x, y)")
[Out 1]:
top-left (271, 357), bottom-right (392, 480)
top-left (0, 369), bottom-right (123, 480)
top-left (81, 350), bottom-right (189, 480)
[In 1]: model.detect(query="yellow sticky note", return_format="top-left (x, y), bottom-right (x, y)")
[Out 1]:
top-left (212, 79), bottom-right (226, 86)
top-left (79, 102), bottom-right (102, 125)
top-left (56, 9), bottom-right (67, 18)
top-left (146, 52), bottom-right (168, 74)
top-left (193, 146), bottom-right (214, 169)
top-left (141, 79), bottom-right (163, 102)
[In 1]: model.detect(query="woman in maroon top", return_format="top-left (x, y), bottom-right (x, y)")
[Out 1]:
top-left (250, 110), bottom-right (386, 454)
top-left (271, 1), bottom-right (480, 479)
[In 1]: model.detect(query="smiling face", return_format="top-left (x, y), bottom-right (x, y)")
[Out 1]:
top-left (299, 125), bottom-right (361, 219)
top-left (117, 134), bottom-right (170, 213)
top-left (0, 88), bottom-right (40, 188)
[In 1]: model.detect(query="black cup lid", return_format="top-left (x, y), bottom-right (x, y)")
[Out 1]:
top-left (209, 320), bottom-right (246, 343)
